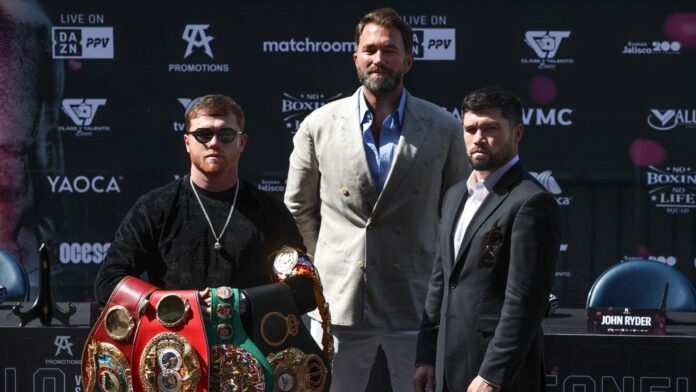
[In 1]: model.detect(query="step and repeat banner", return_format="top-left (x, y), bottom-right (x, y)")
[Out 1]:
top-left (1, 0), bottom-right (695, 307)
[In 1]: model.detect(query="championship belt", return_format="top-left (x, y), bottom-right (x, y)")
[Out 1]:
top-left (133, 290), bottom-right (207, 392)
top-left (207, 287), bottom-right (273, 392)
top-left (244, 281), bottom-right (331, 392)
top-left (272, 246), bottom-right (334, 363)
top-left (81, 276), bottom-right (157, 392)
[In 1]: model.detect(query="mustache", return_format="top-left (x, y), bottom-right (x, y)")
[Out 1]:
top-left (366, 64), bottom-right (393, 75)
top-left (469, 146), bottom-right (491, 155)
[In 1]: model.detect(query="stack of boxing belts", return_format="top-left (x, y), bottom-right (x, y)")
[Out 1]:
top-left (81, 247), bottom-right (333, 392)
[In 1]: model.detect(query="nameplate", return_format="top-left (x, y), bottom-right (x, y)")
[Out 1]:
top-left (587, 307), bottom-right (666, 335)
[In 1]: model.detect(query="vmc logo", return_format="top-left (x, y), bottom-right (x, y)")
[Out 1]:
top-left (521, 30), bottom-right (574, 69)
top-left (182, 24), bottom-right (214, 58)
top-left (523, 108), bottom-right (574, 127)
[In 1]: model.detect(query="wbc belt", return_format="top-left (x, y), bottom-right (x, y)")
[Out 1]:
top-left (207, 287), bottom-right (273, 392)
top-left (81, 276), bottom-right (157, 392)
top-left (133, 290), bottom-right (208, 392)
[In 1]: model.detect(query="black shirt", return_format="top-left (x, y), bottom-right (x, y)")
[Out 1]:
top-left (94, 176), bottom-right (304, 304)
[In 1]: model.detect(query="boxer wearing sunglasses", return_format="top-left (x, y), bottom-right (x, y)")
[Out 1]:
top-left (187, 127), bottom-right (245, 145)
top-left (95, 94), bottom-right (305, 331)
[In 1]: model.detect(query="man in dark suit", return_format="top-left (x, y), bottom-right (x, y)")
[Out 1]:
top-left (413, 87), bottom-right (561, 392)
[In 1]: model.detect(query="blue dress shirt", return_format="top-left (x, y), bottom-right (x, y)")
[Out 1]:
top-left (358, 89), bottom-right (407, 193)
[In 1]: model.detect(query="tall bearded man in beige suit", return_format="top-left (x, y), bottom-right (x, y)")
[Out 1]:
top-left (284, 7), bottom-right (467, 391)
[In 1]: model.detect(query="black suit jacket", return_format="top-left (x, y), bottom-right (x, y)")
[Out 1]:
top-left (416, 162), bottom-right (561, 392)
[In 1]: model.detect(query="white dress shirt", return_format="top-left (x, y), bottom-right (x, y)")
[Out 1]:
top-left (452, 155), bottom-right (519, 259)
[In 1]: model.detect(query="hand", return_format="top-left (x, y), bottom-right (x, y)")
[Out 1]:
top-left (198, 287), bottom-right (211, 320)
top-left (413, 364), bottom-right (435, 392)
top-left (467, 375), bottom-right (499, 392)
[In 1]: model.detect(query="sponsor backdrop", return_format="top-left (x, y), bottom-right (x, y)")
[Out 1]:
top-left (2, 0), bottom-right (696, 309)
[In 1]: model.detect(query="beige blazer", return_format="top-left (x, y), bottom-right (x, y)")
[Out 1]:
top-left (285, 88), bottom-right (467, 329)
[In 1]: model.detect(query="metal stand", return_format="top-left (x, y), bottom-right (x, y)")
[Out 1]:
top-left (12, 244), bottom-right (76, 326)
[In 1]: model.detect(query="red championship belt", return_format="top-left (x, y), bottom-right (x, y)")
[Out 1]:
top-left (81, 276), bottom-right (157, 392)
top-left (132, 290), bottom-right (209, 392)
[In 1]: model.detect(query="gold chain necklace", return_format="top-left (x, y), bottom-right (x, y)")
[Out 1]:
top-left (189, 176), bottom-right (239, 251)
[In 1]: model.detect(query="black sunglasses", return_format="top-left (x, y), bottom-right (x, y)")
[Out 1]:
top-left (186, 128), bottom-right (244, 144)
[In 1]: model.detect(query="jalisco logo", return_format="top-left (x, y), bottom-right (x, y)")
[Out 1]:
top-left (521, 30), bottom-right (574, 69)
top-left (646, 166), bottom-right (696, 214)
top-left (169, 24), bottom-right (230, 73)
top-left (59, 98), bottom-right (110, 135)
top-left (412, 29), bottom-right (456, 61)
top-left (523, 108), bottom-right (573, 126)
top-left (281, 93), bottom-right (343, 134)
top-left (59, 242), bottom-right (111, 264)
top-left (52, 26), bottom-right (114, 59)
top-left (622, 40), bottom-right (681, 55)
top-left (529, 170), bottom-right (572, 206)
top-left (647, 109), bottom-right (696, 131)
top-left (47, 175), bottom-right (123, 193)
top-left (257, 179), bottom-right (286, 193)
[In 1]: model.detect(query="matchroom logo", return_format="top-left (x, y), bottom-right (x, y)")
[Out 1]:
top-left (52, 27), bottom-right (114, 59)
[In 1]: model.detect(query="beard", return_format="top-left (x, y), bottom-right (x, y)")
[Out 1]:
top-left (357, 64), bottom-right (403, 96)
top-left (468, 140), bottom-right (516, 172)
top-left (190, 151), bottom-right (234, 177)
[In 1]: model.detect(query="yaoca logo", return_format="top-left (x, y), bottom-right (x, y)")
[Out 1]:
top-left (59, 242), bottom-right (111, 264)
top-left (647, 109), bottom-right (696, 131)
top-left (47, 175), bottom-right (122, 193)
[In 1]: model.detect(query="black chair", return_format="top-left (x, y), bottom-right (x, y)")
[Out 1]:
top-left (0, 248), bottom-right (30, 301)
top-left (586, 259), bottom-right (696, 312)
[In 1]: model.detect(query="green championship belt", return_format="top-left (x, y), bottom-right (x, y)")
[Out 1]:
top-left (207, 287), bottom-right (274, 392)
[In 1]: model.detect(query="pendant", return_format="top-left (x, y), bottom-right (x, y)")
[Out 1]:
top-left (214, 242), bottom-right (222, 251)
